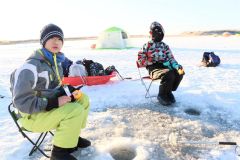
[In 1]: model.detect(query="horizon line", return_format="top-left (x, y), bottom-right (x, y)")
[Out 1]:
top-left (1, 30), bottom-right (240, 45)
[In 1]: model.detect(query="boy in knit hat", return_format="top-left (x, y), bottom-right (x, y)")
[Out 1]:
top-left (137, 21), bottom-right (185, 106)
top-left (10, 24), bottom-right (90, 160)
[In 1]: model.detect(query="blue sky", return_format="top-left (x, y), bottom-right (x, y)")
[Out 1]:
top-left (0, 0), bottom-right (239, 40)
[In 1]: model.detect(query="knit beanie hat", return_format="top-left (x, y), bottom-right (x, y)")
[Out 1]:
top-left (150, 21), bottom-right (164, 42)
top-left (40, 24), bottom-right (64, 46)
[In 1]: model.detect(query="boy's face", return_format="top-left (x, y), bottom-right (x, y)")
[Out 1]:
top-left (44, 37), bottom-right (63, 53)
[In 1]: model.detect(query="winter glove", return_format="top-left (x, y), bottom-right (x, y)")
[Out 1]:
top-left (46, 97), bottom-right (59, 111)
top-left (58, 85), bottom-right (83, 102)
top-left (177, 65), bottom-right (185, 75)
top-left (65, 85), bottom-right (84, 102)
top-left (72, 90), bottom-right (83, 100)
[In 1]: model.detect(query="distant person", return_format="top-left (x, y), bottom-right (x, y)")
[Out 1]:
top-left (10, 24), bottom-right (91, 160)
top-left (201, 52), bottom-right (221, 67)
top-left (137, 21), bottom-right (185, 106)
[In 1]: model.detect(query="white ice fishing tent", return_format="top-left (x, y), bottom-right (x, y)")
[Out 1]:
top-left (95, 27), bottom-right (130, 49)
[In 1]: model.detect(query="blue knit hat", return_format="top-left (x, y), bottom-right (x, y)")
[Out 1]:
top-left (40, 24), bottom-right (64, 46)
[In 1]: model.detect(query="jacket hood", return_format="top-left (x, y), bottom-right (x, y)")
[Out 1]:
top-left (27, 49), bottom-right (45, 61)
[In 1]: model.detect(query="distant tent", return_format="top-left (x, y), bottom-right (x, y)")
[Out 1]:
top-left (95, 27), bottom-right (130, 49)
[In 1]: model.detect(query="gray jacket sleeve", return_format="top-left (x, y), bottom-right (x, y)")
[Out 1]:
top-left (11, 63), bottom-right (48, 114)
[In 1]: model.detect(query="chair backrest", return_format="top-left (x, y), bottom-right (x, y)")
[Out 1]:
top-left (136, 61), bottom-right (140, 68)
top-left (8, 103), bottom-right (26, 132)
top-left (136, 61), bottom-right (151, 79)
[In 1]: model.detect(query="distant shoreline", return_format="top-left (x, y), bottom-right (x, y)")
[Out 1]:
top-left (0, 35), bottom-right (150, 45)
top-left (0, 36), bottom-right (98, 45)
top-left (181, 30), bottom-right (240, 37)
top-left (1, 30), bottom-right (240, 45)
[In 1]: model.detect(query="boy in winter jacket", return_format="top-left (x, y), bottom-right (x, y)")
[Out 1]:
top-left (137, 21), bottom-right (184, 106)
top-left (10, 24), bottom-right (90, 160)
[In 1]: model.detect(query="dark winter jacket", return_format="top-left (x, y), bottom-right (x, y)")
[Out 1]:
top-left (10, 49), bottom-right (64, 114)
top-left (137, 41), bottom-right (180, 70)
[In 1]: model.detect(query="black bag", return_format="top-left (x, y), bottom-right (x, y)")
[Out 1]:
top-left (202, 52), bottom-right (220, 67)
top-left (89, 62), bottom-right (105, 76)
top-left (105, 65), bottom-right (116, 75)
top-left (209, 52), bottom-right (220, 66)
top-left (82, 59), bottom-right (105, 76)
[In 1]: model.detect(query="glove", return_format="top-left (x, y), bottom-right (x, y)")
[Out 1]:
top-left (177, 65), bottom-right (185, 75)
top-left (62, 85), bottom-right (83, 102)
top-left (72, 90), bottom-right (83, 100)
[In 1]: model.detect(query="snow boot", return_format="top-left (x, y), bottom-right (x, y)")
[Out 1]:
top-left (50, 145), bottom-right (77, 160)
top-left (168, 92), bottom-right (176, 103)
top-left (157, 94), bottom-right (171, 106)
top-left (77, 137), bottom-right (91, 148)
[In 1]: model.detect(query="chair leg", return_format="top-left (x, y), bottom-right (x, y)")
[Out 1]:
top-left (137, 67), bottom-right (157, 99)
top-left (144, 80), bottom-right (157, 98)
top-left (145, 80), bottom-right (153, 98)
top-left (27, 132), bottom-right (50, 158)
top-left (49, 131), bottom-right (54, 136)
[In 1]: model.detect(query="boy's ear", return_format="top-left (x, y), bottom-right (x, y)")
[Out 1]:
top-left (149, 31), bottom-right (152, 35)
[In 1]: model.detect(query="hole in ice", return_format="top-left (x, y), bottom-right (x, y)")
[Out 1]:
top-left (109, 145), bottom-right (136, 160)
top-left (184, 108), bottom-right (201, 116)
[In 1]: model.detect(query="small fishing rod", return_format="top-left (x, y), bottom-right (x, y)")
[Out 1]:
top-left (168, 131), bottom-right (240, 156)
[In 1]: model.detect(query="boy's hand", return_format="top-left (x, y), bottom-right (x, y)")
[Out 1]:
top-left (60, 85), bottom-right (84, 102)
top-left (58, 96), bottom-right (71, 106)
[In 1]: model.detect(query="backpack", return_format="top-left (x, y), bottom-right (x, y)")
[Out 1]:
top-left (105, 65), bottom-right (116, 75)
top-left (68, 62), bottom-right (88, 77)
top-left (209, 52), bottom-right (220, 66)
top-left (82, 59), bottom-right (105, 76)
top-left (202, 52), bottom-right (220, 67)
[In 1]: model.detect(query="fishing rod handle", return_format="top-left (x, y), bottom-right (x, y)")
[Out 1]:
top-left (219, 142), bottom-right (237, 145)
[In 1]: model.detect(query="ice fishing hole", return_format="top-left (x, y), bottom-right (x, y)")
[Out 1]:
top-left (109, 145), bottom-right (136, 160)
top-left (184, 108), bottom-right (201, 116)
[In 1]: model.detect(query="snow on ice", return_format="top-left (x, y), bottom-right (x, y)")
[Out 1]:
top-left (0, 36), bottom-right (240, 160)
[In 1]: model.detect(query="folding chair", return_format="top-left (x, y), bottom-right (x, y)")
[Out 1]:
top-left (8, 103), bottom-right (53, 158)
top-left (136, 61), bottom-right (158, 98)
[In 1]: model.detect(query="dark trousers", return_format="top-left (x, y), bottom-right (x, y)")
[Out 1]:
top-left (148, 67), bottom-right (183, 96)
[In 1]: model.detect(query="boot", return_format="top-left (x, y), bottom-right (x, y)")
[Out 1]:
top-left (157, 94), bottom-right (171, 106)
top-left (77, 137), bottom-right (91, 148)
top-left (168, 92), bottom-right (176, 103)
top-left (50, 145), bottom-right (77, 160)
top-left (158, 72), bottom-right (175, 106)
